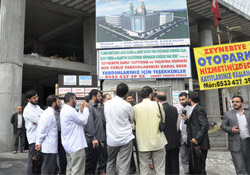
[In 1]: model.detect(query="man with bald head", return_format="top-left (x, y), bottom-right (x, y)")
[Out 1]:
top-left (11, 106), bottom-right (26, 154)
top-left (156, 92), bottom-right (180, 175)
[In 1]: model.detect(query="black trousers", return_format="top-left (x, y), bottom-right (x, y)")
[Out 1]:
top-left (27, 143), bottom-right (36, 175)
top-left (189, 149), bottom-right (208, 175)
top-left (165, 148), bottom-right (180, 174)
top-left (85, 141), bottom-right (101, 175)
top-left (98, 141), bottom-right (107, 174)
top-left (41, 153), bottom-right (57, 175)
top-left (58, 131), bottom-right (67, 175)
top-left (13, 128), bottom-right (25, 151)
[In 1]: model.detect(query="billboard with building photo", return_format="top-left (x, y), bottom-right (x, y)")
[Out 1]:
top-left (96, 0), bottom-right (190, 49)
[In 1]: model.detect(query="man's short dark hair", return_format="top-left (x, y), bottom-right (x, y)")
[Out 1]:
top-left (46, 94), bottom-right (59, 107)
top-left (25, 90), bottom-right (37, 99)
top-left (116, 83), bottom-right (129, 97)
top-left (156, 94), bottom-right (167, 101)
top-left (64, 92), bottom-right (76, 103)
top-left (124, 92), bottom-right (133, 100)
top-left (188, 91), bottom-right (199, 103)
top-left (141, 86), bottom-right (153, 98)
top-left (179, 92), bottom-right (188, 98)
top-left (89, 89), bottom-right (100, 100)
top-left (232, 95), bottom-right (244, 102)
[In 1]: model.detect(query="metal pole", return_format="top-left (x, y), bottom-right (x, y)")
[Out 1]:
top-left (55, 83), bottom-right (59, 95)
top-left (217, 25), bottom-right (221, 44)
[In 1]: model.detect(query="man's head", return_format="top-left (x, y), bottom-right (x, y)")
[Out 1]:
top-left (103, 93), bottom-right (112, 103)
top-left (46, 95), bottom-right (61, 111)
top-left (141, 86), bottom-right (153, 100)
top-left (156, 92), bottom-right (167, 103)
top-left (89, 89), bottom-right (102, 104)
top-left (116, 83), bottom-right (129, 98)
top-left (17, 106), bottom-right (22, 114)
top-left (64, 92), bottom-right (77, 108)
top-left (188, 91), bottom-right (199, 105)
top-left (26, 90), bottom-right (39, 105)
top-left (124, 93), bottom-right (134, 105)
top-left (232, 96), bottom-right (244, 110)
top-left (179, 92), bottom-right (188, 107)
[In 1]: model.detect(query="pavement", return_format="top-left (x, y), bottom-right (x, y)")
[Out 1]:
top-left (0, 149), bottom-right (236, 175)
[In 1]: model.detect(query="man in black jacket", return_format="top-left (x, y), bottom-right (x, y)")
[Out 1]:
top-left (10, 106), bottom-right (26, 154)
top-left (182, 91), bottom-right (210, 174)
top-left (156, 92), bottom-right (180, 174)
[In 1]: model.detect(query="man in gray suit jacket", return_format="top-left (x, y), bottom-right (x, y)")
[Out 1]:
top-left (221, 95), bottom-right (250, 175)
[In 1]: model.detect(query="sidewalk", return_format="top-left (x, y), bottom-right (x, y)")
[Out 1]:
top-left (0, 149), bottom-right (235, 175)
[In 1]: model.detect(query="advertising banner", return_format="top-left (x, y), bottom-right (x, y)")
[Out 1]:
top-left (98, 47), bottom-right (191, 80)
top-left (58, 88), bottom-right (72, 97)
top-left (96, 0), bottom-right (190, 49)
top-left (194, 41), bottom-right (250, 90)
top-left (72, 88), bottom-right (85, 97)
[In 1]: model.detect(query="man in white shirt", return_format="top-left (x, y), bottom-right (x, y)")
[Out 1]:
top-left (23, 90), bottom-right (43, 175)
top-left (35, 95), bottom-right (61, 175)
top-left (104, 83), bottom-right (134, 175)
top-left (60, 92), bottom-right (89, 175)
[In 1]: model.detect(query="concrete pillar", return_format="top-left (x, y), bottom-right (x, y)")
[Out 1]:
top-left (0, 0), bottom-right (26, 152)
top-left (83, 17), bottom-right (96, 68)
top-left (198, 19), bottom-right (221, 118)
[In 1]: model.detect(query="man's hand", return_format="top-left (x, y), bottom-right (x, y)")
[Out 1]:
top-left (232, 126), bottom-right (240, 133)
top-left (181, 114), bottom-right (187, 121)
top-left (92, 140), bottom-right (99, 149)
top-left (35, 144), bottom-right (41, 151)
top-left (191, 138), bottom-right (198, 145)
top-left (80, 101), bottom-right (89, 113)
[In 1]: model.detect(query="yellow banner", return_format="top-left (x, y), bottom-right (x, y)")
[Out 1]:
top-left (194, 41), bottom-right (250, 90)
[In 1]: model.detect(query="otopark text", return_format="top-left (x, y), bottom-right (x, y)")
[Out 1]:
top-left (194, 41), bottom-right (250, 90)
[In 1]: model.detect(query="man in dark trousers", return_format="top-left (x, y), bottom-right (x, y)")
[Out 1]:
top-left (11, 106), bottom-right (26, 154)
top-left (182, 91), bottom-right (210, 175)
top-left (84, 89), bottom-right (106, 175)
top-left (156, 92), bottom-right (180, 174)
top-left (221, 95), bottom-right (250, 175)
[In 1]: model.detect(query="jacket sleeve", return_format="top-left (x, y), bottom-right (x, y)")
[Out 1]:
top-left (221, 112), bottom-right (234, 134)
top-left (36, 114), bottom-right (52, 145)
top-left (194, 107), bottom-right (209, 144)
top-left (84, 106), bottom-right (97, 141)
top-left (11, 113), bottom-right (15, 124)
top-left (72, 108), bottom-right (89, 126)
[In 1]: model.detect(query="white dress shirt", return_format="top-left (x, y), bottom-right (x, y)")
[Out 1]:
top-left (23, 103), bottom-right (44, 144)
top-left (36, 107), bottom-right (58, 154)
top-left (104, 96), bottom-right (134, 147)
top-left (17, 114), bottom-right (22, 128)
top-left (60, 104), bottom-right (89, 154)
top-left (236, 110), bottom-right (250, 139)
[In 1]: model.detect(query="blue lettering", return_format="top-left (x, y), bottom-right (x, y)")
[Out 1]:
top-left (244, 51), bottom-right (250, 60)
top-left (237, 52), bottom-right (244, 61)
top-left (198, 57), bottom-right (206, 67)
top-left (230, 53), bottom-right (237, 62)
top-left (213, 55), bottom-right (221, 64)
top-left (222, 54), bottom-right (229, 63)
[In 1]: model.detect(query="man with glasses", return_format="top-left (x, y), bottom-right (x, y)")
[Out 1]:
top-left (23, 90), bottom-right (44, 175)
top-left (221, 96), bottom-right (250, 175)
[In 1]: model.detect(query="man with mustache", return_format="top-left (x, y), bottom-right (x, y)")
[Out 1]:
top-left (23, 90), bottom-right (44, 175)
top-left (221, 96), bottom-right (250, 175)
top-left (60, 92), bottom-right (89, 175)
top-left (35, 95), bottom-right (61, 174)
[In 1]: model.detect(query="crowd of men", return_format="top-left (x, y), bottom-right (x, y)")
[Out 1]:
top-left (11, 83), bottom-right (250, 175)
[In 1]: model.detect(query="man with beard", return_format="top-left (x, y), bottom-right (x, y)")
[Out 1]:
top-left (221, 96), bottom-right (250, 175)
top-left (23, 90), bottom-right (44, 175)
top-left (181, 91), bottom-right (210, 174)
top-left (60, 92), bottom-right (89, 175)
top-left (178, 92), bottom-right (192, 175)
top-left (35, 95), bottom-right (61, 174)
top-left (84, 89), bottom-right (106, 175)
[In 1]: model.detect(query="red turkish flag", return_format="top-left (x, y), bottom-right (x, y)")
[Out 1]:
top-left (211, 0), bottom-right (221, 26)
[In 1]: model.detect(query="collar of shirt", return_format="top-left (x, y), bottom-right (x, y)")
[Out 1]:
top-left (142, 98), bottom-right (151, 102)
top-left (236, 109), bottom-right (244, 115)
top-left (162, 101), bottom-right (168, 104)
